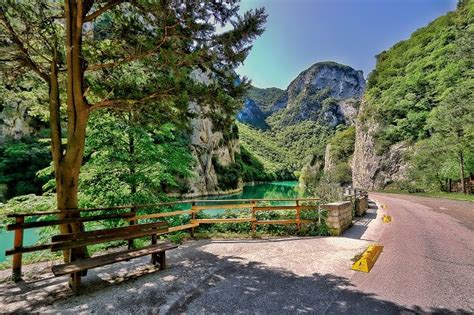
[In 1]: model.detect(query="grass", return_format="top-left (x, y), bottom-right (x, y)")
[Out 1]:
top-left (382, 190), bottom-right (474, 202)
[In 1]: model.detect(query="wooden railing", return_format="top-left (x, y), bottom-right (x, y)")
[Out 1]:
top-left (4, 198), bottom-right (320, 281)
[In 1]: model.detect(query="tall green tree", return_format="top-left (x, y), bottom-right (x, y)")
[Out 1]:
top-left (0, 0), bottom-right (266, 261)
top-left (80, 110), bottom-right (193, 206)
top-left (426, 83), bottom-right (474, 193)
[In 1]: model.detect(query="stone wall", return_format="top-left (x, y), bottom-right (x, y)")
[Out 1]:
top-left (355, 195), bottom-right (368, 217)
top-left (322, 201), bottom-right (352, 236)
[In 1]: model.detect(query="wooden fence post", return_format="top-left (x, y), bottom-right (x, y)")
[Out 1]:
top-left (318, 202), bottom-right (322, 225)
top-left (190, 202), bottom-right (196, 237)
top-left (128, 206), bottom-right (137, 249)
top-left (12, 215), bottom-right (24, 282)
top-left (295, 200), bottom-right (301, 233)
top-left (251, 200), bottom-right (256, 237)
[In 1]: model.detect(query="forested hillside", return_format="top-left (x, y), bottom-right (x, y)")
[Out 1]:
top-left (238, 62), bottom-right (365, 183)
top-left (353, 1), bottom-right (474, 192)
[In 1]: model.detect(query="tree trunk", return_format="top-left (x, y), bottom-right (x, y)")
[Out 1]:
top-left (53, 0), bottom-right (89, 262)
top-left (459, 151), bottom-right (466, 194)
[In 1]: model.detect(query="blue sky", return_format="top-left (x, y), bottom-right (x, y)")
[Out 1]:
top-left (236, 0), bottom-right (458, 89)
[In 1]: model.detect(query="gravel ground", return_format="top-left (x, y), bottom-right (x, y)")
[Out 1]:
top-left (1, 229), bottom-right (375, 313)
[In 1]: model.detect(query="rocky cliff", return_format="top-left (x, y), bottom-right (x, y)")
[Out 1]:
top-left (351, 102), bottom-right (409, 190)
top-left (183, 101), bottom-right (242, 197)
top-left (239, 62), bottom-right (365, 130)
top-left (178, 69), bottom-right (243, 197)
top-left (237, 61), bottom-right (365, 185)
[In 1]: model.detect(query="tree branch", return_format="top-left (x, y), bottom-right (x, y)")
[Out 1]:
top-left (86, 21), bottom-right (179, 71)
top-left (84, 0), bottom-right (124, 22)
top-left (0, 10), bottom-right (50, 82)
top-left (89, 88), bottom-right (174, 111)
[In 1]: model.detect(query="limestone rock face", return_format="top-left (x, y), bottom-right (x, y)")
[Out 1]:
top-left (183, 102), bottom-right (242, 197)
top-left (240, 62), bottom-right (365, 130)
top-left (352, 100), bottom-right (409, 190)
top-left (236, 98), bottom-right (268, 129)
top-left (0, 102), bottom-right (38, 142)
top-left (323, 143), bottom-right (334, 174)
top-left (286, 62), bottom-right (365, 106)
top-left (280, 62), bottom-right (365, 126)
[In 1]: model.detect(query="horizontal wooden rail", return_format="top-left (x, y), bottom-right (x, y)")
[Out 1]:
top-left (192, 203), bottom-right (254, 210)
top-left (192, 218), bottom-right (256, 224)
top-left (168, 223), bottom-right (199, 233)
top-left (6, 198), bottom-right (320, 218)
top-left (254, 219), bottom-right (314, 225)
top-left (7, 212), bottom-right (134, 231)
top-left (128, 210), bottom-right (195, 221)
top-left (253, 206), bottom-right (317, 211)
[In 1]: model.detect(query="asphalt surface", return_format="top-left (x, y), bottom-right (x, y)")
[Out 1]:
top-left (1, 193), bottom-right (472, 313)
top-left (349, 193), bottom-right (474, 314)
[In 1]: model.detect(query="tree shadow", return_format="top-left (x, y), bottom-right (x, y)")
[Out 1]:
top-left (0, 239), bottom-right (470, 314)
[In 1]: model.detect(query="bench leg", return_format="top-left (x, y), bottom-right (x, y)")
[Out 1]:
top-left (158, 253), bottom-right (166, 270)
top-left (69, 272), bottom-right (81, 294)
top-left (151, 253), bottom-right (159, 265)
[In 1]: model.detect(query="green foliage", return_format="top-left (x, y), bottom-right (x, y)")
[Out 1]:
top-left (237, 122), bottom-right (294, 176)
top-left (245, 86), bottom-right (286, 115)
top-left (0, 137), bottom-right (52, 200)
top-left (325, 126), bottom-right (356, 185)
top-left (238, 145), bottom-right (275, 182)
top-left (80, 111), bottom-right (193, 207)
top-left (408, 81), bottom-right (474, 191)
top-left (362, 3), bottom-right (473, 152)
top-left (212, 156), bottom-right (242, 190)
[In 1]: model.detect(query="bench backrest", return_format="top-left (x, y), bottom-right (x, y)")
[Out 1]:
top-left (51, 221), bottom-right (168, 251)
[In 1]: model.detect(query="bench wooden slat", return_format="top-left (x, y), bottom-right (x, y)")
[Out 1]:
top-left (7, 212), bottom-right (135, 231)
top-left (52, 242), bottom-right (178, 276)
top-left (51, 222), bottom-right (167, 242)
top-left (51, 226), bottom-right (168, 251)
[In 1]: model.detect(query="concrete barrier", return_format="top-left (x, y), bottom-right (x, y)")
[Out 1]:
top-left (322, 201), bottom-right (352, 236)
top-left (352, 244), bottom-right (384, 272)
top-left (355, 195), bottom-right (368, 217)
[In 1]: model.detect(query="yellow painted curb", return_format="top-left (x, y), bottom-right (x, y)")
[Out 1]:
top-left (382, 215), bottom-right (392, 223)
top-left (352, 245), bottom-right (384, 273)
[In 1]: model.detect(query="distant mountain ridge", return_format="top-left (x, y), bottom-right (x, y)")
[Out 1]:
top-left (237, 61), bottom-right (366, 179)
top-left (238, 61), bottom-right (365, 129)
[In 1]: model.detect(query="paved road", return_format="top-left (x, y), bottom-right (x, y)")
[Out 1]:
top-left (1, 193), bottom-right (472, 313)
top-left (347, 193), bottom-right (474, 313)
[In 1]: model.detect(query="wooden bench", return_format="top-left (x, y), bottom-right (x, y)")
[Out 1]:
top-left (50, 221), bottom-right (177, 293)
